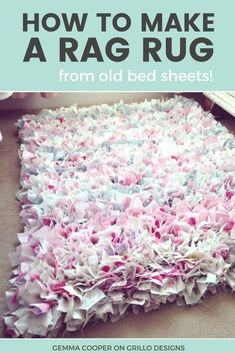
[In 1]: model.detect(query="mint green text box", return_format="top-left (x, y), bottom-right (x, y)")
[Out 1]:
top-left (0, 0), bottom-right (234, 91)
top-left (1, 338), bottom-right (235, 353)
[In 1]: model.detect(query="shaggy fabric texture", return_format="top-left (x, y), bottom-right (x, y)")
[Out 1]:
top-left (4, 96), bottom-right (235, 337)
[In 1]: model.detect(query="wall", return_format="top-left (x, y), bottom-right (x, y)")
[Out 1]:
top-left (0, 92), bottom-right (172, 110)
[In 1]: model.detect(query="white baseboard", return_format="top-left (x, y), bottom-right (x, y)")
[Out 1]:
top-left (204, 91), bottom-right (235, 117)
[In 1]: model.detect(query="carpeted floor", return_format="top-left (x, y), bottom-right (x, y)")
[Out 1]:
top-left (0, 97), bottom-right (235, 338)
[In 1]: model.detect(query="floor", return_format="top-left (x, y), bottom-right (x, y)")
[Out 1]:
top-left (0, 98), bottom-right (235, 338)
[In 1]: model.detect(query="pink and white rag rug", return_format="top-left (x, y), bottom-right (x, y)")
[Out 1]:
top-left (4, 96), bottom-right (235, 337)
